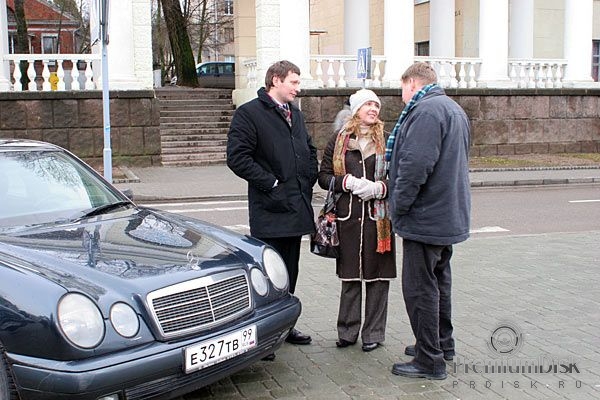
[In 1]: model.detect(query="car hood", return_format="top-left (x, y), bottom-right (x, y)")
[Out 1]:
top-left (0, 208), bottom-right (249, 295)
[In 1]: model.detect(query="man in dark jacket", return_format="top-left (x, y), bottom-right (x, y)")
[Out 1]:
top-left (387, 62), bottom-right (471, 380)
top-left (227, 60), bottom-right (318, 347)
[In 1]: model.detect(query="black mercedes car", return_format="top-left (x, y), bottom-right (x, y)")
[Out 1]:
top-left (0, 139), bottom-right (301, 399)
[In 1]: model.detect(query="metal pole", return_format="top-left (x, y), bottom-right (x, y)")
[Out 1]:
top-left (101, 0), bottom-right (112, 182)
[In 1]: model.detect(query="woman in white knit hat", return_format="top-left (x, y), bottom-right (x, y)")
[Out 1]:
top-left (317, 89), bottom-right (396, 352)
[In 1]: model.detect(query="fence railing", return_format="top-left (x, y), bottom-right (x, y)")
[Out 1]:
top-left (2, 54), bottom-right (101, 91)
top-left (241, 56), bottom-right (569, 90)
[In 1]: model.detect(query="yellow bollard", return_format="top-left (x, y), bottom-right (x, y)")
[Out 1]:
top-left (49, 72), bottom-right (59, 91)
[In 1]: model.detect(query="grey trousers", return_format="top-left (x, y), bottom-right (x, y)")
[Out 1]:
top-left (337, 280), bottom-right (390, 344)
top-left (402, 238), bottom-right (454, 375)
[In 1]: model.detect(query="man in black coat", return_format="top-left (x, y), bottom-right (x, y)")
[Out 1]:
top-left (227, 60), bottom-right (318, 347)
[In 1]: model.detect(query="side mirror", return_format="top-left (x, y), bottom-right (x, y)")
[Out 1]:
top-left (121, 189), bottom-right (134, 200)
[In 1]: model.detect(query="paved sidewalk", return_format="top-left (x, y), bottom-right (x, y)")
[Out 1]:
top-left (180, 231), bottom-right (600, 400)
top-left (114, 165), bottom-right (600, 202)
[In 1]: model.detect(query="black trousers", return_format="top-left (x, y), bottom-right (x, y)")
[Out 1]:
top-left (256, 236), bottom-right (302, 294)
top-left (402, 239), bottom-right (454, 374)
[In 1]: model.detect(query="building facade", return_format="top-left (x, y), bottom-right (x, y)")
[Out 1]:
top-left (232, 0), bottom-right (600, 105)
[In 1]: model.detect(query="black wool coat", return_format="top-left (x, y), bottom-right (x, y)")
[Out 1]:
top-left (227, 88), bottom-right (318, 238)
top-left (318, 132), bottom-right (396, 281)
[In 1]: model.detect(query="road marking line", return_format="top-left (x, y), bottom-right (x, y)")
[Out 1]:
top-left (161, 207), bottom-right (249, 213)
top-left (224, 224), bottom-right (250, 230)
top-left (470, 226), bottom-right (510, 233)
top-left (145, 200), bottom-right (248, 207)
top-left (568, 199), bottom-right (600, 203)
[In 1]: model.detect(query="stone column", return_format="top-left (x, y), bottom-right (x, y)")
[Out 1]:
top-left (477, 0), bottom-right (513, 87)
top-left (106, 0), bottom-right (138, 89)
top-left (255, 0), bottom-right (280, 90)
top-left (429, 0), bottom-right (454, 57)
top-left (280, 0), bottom-right (318, 88)
top-left (344, 0), bottom-right (370, 86)
top-left (0, 0), bottom-right (11, 91)
top-left (563, 0), bottom-right (595, 86)
top-left (509, 0), bottom-right (533, 59)
top-left (383, 0), bottom-right (413, 87)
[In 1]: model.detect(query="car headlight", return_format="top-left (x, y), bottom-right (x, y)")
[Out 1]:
top-left (263, 247), bottom-right (288, 291)
top-left (58, 293), bottom-right (104, 348)
top-left (250, 268), bottom-right (269, 296)
top-left (110, 302), bottom-right (139, 338)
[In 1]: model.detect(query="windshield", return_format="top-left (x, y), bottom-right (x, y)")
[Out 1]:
top-left (0, 149), bottom-right (126, 228)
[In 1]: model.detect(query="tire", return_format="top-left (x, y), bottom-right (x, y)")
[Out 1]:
top-left (0, 346), bottom-right (19, 400)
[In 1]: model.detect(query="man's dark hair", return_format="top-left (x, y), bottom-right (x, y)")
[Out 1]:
top-left (265, 60), bottom-right (301, 89)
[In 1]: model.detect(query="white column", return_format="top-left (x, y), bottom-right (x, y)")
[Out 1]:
top-left (106, 0), bottom-right (138, 89)
top-left (344, 0), bottom-right (369, 86)
top-left (429, 0), bottom-right (454, 57)
top-left (477, 0), bottom-right (514, 87)
top-left (255, 0), bottom-right (280, 89)
top-left (563, 0), bottom-right (595, 86)
top-left (0, 0), bottom-right (11, 91)
top-left (280, 0), bottom-right (318, 88)
top-left (509, 0), bottom-right (533, 59)
top-left (383, 0), bottom-right (413, 87)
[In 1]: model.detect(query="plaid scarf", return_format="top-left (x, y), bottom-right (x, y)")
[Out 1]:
top-left (333, 129), bottom-right (392, 254)
top-left (385, 83), bottom-right (437, 161)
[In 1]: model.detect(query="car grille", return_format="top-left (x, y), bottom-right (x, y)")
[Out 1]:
top-left (147, 271), bottom-right (252, 338)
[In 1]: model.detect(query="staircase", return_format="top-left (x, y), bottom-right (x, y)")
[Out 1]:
top-left (156, 88), bottom-right (234, 166)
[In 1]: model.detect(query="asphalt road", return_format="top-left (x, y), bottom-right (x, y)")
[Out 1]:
top-left (142, 184), bottom-right (600, 238)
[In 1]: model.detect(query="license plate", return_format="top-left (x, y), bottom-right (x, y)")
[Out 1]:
top-left (183, 325), bottom-right (257, 373)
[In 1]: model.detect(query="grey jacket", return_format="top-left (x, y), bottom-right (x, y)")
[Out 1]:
top-left (388, 87), bottom-right (471, 245)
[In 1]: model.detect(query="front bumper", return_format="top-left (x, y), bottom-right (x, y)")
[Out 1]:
top-left (9, 296), bottom-right (301, 400)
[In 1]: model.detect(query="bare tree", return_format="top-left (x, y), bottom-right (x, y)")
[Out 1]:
top-left (13, 0), bottom-right (30, 88)
top-left (159, 0), bottom-right (198, 87)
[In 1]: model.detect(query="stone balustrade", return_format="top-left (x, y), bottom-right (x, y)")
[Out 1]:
top-left (241, 56), bottom-right (570, 90)
top-left (2, 54), bottom-right (101, 92)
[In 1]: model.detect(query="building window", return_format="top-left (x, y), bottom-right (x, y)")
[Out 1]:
top-left (223, 27), bottom-right (234, 43)
top-left (223, 0), bottom-right (233, 15)
top-left (42, 35), bottom-right (58, 54)
top-left (593, 40), bottom-right (600, 82)
top-left (415, 41), bottom-right (430, 56)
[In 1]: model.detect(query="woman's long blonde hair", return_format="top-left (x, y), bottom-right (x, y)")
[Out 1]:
top-left (343, 113), bottom-right (386, 149)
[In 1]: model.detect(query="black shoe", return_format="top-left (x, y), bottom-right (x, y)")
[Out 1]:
top-left (336, 339), bottom-right (356, 348)
top-left (285, 328), bottom-right (312, 345)
top-left (361, 342), bottom-right (380, 352)
top-left (261, 353), bottom-right (276, 361)
top-left (404, 344), bottom-right (454, 361)
top-left (391, 361), bottom-right (447, 380)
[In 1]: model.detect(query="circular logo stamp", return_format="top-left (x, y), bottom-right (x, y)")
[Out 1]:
top-left (487, 321), bottom-right (524, 357)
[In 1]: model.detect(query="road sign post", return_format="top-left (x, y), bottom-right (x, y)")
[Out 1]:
top-left (357, 47), bottom-right (372, 88)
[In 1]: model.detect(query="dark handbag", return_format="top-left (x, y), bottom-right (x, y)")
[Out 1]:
top-left (310, 177), bottom-right (340, 258)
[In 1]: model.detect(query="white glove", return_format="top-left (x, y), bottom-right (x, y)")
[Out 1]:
top-left (353, 179), bottom-right (384, 201)
top-left (343, 174), bottom-right (368, 192)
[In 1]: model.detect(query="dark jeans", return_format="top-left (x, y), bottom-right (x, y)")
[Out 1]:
top-left (402, 238), bottom-right (454, 374)
top-left (256, 236), bottom-right (302, 294)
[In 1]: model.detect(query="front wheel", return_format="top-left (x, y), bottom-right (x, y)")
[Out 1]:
top-left (0, 346), bottom-right (19, 400)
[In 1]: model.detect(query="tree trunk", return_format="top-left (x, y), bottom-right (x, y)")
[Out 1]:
top-left (13, 0), bottom-right (30, 89)
top-left (159, 0), bottom-right (198, 87)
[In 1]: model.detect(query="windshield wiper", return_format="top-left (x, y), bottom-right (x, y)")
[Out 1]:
top-left (72, 201), bottom-right (133, 222)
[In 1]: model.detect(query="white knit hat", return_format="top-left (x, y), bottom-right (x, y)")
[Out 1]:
top-left (349, 89), bottom-right (381, 116)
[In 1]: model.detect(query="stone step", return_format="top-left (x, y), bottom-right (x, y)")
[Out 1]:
top-left (160, 133), bottom-right (228, 141)
top-left (155, 88), bottom-right (232, 100)
top-left (161, 158), bottom-right (227, 167)
top-left (159, 118), bottom-right (231, 127)
top-left (159, 101), bottom-right (233, 109)
top-left (161, 152), bottom-right (227, 163)
top-left (160, 109), bottom-right (234, 117)
top-left (161, 144), bottom-right (226, 154)
top-left (161, 140), bottom-right (227, 148)
top-left (159, 124), bottom-right (229, 132)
